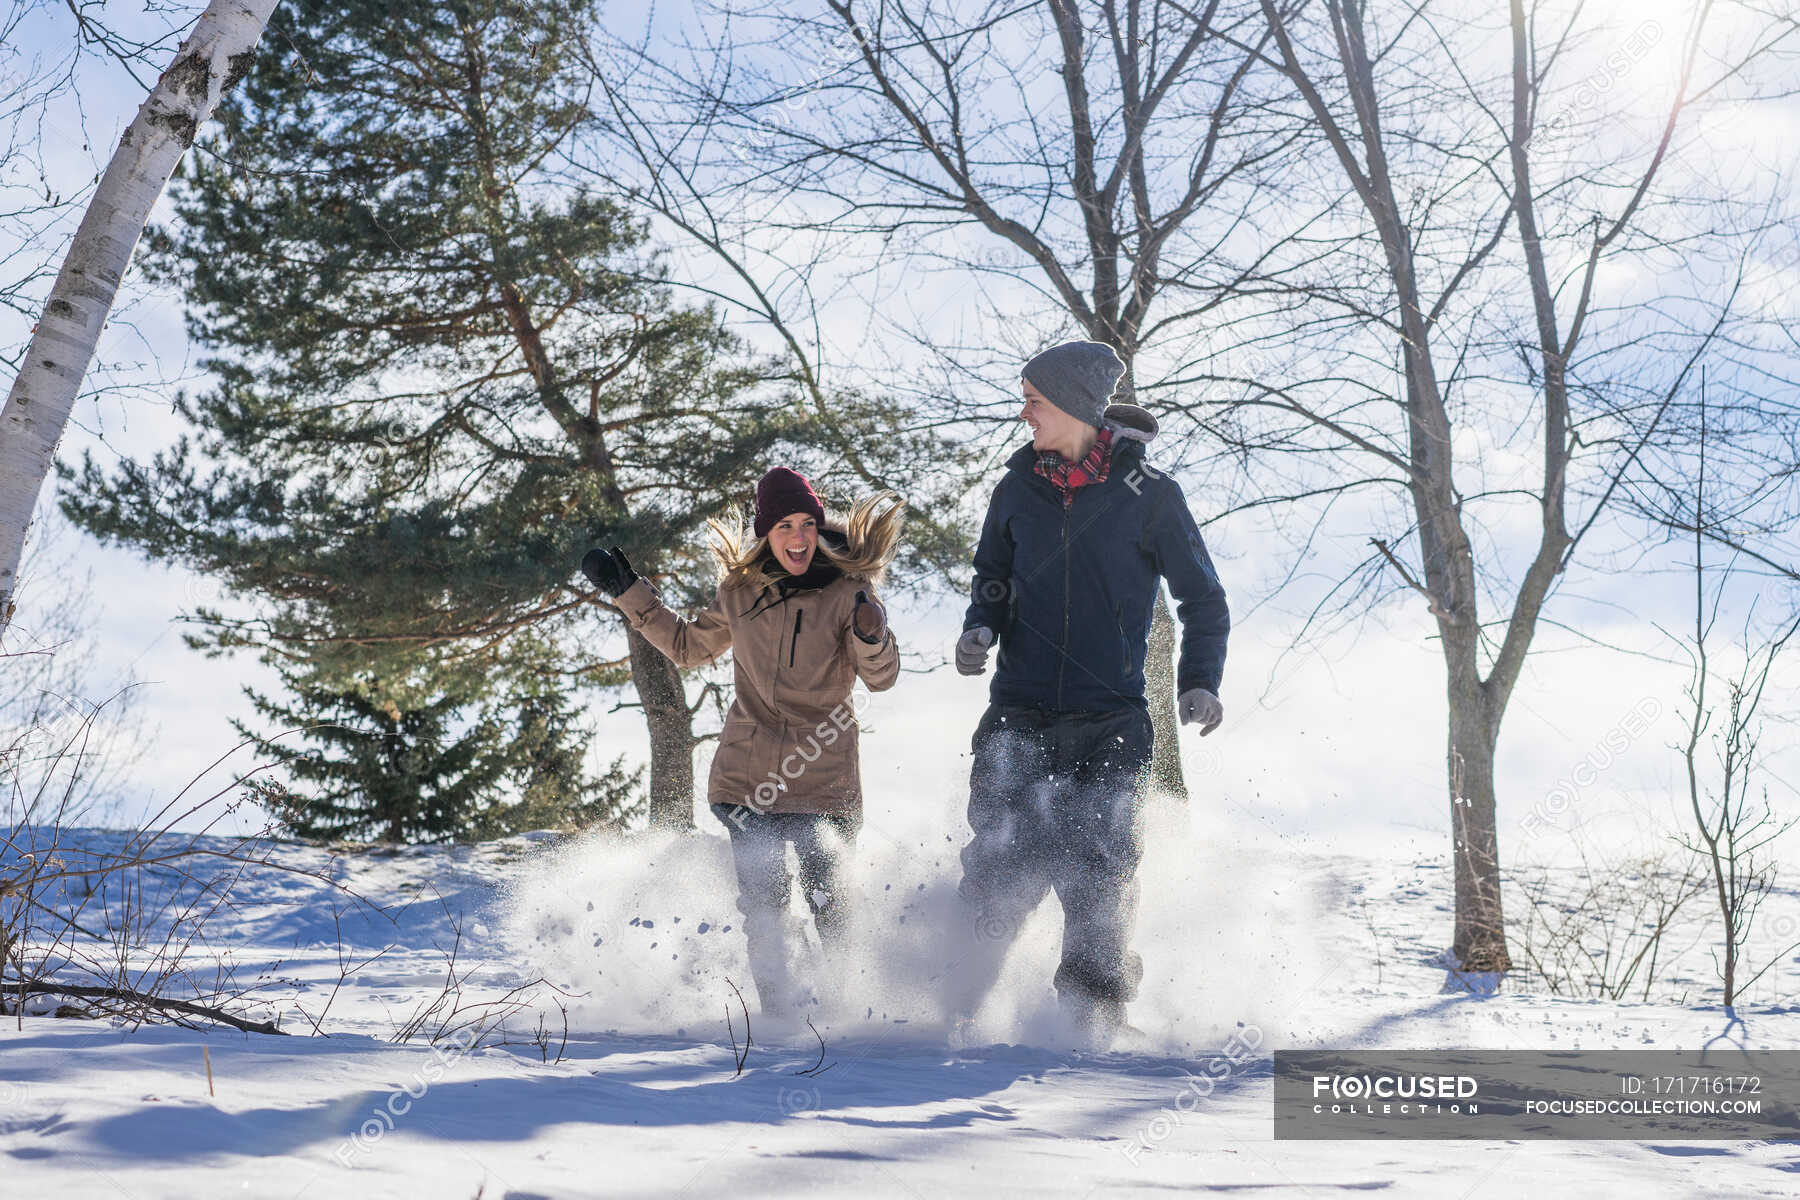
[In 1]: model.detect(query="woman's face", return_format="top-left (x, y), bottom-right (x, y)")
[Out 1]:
top-left (768, 513), bottom-right (818, 574)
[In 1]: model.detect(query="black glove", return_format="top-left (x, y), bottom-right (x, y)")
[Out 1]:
top-left (852, 590), bottom-right (887, 644)
top-left (580, 545), bottom-right (638, 599)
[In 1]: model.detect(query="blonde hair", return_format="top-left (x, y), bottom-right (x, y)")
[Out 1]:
top-left (707, 491), bottom-right (905, 586)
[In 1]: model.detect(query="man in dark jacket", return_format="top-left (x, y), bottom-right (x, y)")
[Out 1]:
top-left (949, 339), bottom-right (1229, 1048)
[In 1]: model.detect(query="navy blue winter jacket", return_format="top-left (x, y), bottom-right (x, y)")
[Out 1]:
top-left (962, 426), bottom-right (1229, 713)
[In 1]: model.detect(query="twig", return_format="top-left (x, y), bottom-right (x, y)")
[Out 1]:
top-left (794, 1017), bottom-right (834, 1078)
top-left (1368, 537), bottom-right (1454, 622)
top-left (2, 979), bottom-right (285, 1035)
top-left (725, 978), bottom-right (752, 1076)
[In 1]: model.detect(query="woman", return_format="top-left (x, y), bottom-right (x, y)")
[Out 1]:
top-left (581, 467), bottom-right (903, 1017)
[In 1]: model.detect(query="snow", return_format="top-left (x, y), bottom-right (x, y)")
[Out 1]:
top-left (5, 809), bottom-right (1800, 1198)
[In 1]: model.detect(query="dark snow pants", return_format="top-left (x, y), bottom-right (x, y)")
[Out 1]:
top-left (712, 805), bottom-right (856, 1013)
top-left (949, 703), bottom-right (1153, 1018)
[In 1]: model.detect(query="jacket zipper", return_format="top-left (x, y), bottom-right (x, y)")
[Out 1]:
top-left (1057, 500), bottom-right (1071, 707)
top-left (790, 608), bottom-right (803, 667)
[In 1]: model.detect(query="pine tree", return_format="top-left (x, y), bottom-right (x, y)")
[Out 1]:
top-left (243, 665), bottom-right (511, 845)
top-left (469, 692), bottom-right (641, 838)
top-left (59, 0), bottom-right (954, 826)
top-left (243, 657), bottom-right (640, 844)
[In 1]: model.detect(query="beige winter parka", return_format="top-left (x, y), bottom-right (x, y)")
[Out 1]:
top-left (615, 556), bottom-right (900, 819)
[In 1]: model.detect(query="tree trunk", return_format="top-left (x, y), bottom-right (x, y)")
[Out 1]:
top-left (626, 625), bottom-right (698, 828)
top-left (0, 0), bottom-right (277, 630)
top-left (1146, 588), bottom-right (1187, 800)
top-left (1446, 676), bottom-right (1510, 973)
top-left (458, 42), bottom-right (695, 828)
top-left (1114, 361), bottom-right (1187, 803)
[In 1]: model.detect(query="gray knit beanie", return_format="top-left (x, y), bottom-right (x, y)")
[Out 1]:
top-left (1021, 340), bottom-right (1126, 429)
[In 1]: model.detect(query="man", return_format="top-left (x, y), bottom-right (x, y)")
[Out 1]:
top-left (950, 339), bottom-right (1229, 1048)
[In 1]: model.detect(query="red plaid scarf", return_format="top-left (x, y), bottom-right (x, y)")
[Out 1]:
top-left (1034, 425), bottom-right (1114, 507)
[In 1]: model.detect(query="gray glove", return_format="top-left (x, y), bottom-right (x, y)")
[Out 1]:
top-left (1178, 688), bottom-right (1223, 736)
top-left (955, 627), bottom-right (995, 676)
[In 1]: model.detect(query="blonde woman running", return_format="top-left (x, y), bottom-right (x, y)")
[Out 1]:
top-left (582, 467), bottom-right (903, 1017)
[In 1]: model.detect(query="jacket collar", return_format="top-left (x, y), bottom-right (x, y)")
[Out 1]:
top-left (774, 556), bottom-right (842, 595)
top-left (1005, 425), bottom-right (1146, 482)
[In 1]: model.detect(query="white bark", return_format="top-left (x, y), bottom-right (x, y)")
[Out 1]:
top-left (0, 0), bottom-right (279, 630)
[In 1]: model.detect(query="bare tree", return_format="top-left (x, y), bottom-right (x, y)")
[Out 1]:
top-left (586, 0), bottom-right (1295, 798)
top-left (1227, 0), bottom-right (1797, 976)
top-left (0, 0), bottom-right (186, 337)
top-left (0, 514), bottom-right (148, 825)
top-left (1670, 394), bottom-right (1800, 1008)
top-left (1509, 843), bottom-right (1706, 1002)
top-left (2, 700), bottom-right (358, 1034)
top-left (0, 3), bottom-right (82, 337)
top-left (0, 0), bottom-right (278, 632)
top-left (1677, 611), bottom-right (1797, 1008)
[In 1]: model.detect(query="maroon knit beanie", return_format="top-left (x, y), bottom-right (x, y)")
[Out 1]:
top-left (753, 467), bottom-right (826, 538)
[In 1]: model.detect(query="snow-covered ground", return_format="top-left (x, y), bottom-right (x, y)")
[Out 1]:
top-left (5, 806), bottom-right (1799, 1199)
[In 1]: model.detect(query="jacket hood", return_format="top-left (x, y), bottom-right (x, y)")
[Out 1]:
top-left (1103, 402), bottom-right (1158, 444)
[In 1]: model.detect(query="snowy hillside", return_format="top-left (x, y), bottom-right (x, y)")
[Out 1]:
top-left (4, 811), bottom-right (1800, 1199)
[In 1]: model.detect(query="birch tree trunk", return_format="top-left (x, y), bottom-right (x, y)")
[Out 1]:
top-left (0, 0), bottom-right (278, 630)
top-left (1146, 591), bottom-right (1187, 801)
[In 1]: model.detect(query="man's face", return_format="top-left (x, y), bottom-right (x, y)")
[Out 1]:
top-left (768, 513), bottom-right (818, 573)
top-left (1020, 379), bottom-right (1085, 454)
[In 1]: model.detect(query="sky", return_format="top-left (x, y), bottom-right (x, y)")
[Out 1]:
top-left (2, 0), bottom-right (1796, 873)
